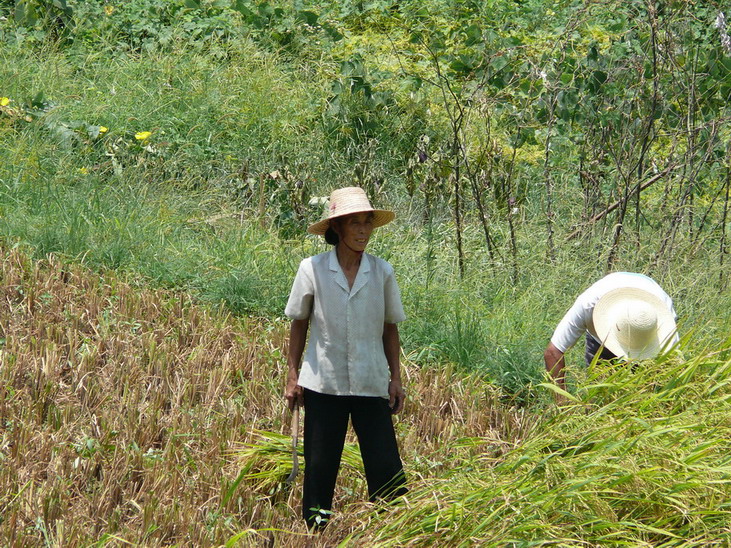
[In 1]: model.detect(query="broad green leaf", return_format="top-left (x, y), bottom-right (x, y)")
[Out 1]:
top-left (537, 382), bottom-right (580, 402)
top-left (297, 10), bottom-right (319, 26)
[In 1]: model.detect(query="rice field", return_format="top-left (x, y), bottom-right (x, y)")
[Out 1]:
top-left (0, 249), bottom-right (731, 547)
top-left (0, 246), bottom-right (528, 546)
top-left (1, 245), bottom-right (730, 546)
top-left (3, 1), bottom-right (731, 544)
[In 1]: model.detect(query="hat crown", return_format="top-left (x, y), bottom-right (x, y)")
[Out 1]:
top-left (328, 187), bottom-right (374, 217)
top-left (592, 284), bottom-right (677, 360)
top-left (614, 301), bottom-right (658, 351)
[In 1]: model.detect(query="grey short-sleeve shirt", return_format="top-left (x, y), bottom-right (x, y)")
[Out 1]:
top-left (285, 249), bottom-right (406, 398)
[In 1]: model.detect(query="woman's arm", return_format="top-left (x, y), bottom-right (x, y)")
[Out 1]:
top-left (383, 322), bottom-right (405, 414)
top-left (285, 319), bottom-right (309, 410)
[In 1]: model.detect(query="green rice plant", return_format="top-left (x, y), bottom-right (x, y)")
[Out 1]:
top-left (439, 305), bottom-right (484, 369)
top-left (336, 353), bottom-right (731, 546)
top-left (233, 430), bottom-right (364, 499)
top-left (481, 343), bottom-right (545, 405)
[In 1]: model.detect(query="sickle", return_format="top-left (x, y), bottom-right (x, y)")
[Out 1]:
top-left (284, 405), bottom-right (300, 485)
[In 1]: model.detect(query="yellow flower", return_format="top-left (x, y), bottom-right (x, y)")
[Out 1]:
top-left (99, 126), bottom-right (108, 134)
top-left (0, 97), bottom-right (10, 107)
top-left (104, 5), bottom-right (114, 15)
top-left (78, 167), bottom-right (89, 175)
top-left (135, 131), bottom-right (152, 141)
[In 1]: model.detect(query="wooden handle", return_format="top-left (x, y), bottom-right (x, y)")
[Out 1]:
top-left (291, 405), bottom-right (300, 449)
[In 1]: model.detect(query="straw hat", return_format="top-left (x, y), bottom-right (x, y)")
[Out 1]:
top-left (307, 187), bottom-right (395, 235)
top-left (593, 287), bottom-right (677, 360)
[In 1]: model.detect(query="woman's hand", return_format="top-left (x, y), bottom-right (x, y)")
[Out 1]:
top-left (285, 368), bottom-right (304, 411)
top-left (383, 323), bottom-right (405, 414)
top-left (388, 379), bottom-right (405, 414)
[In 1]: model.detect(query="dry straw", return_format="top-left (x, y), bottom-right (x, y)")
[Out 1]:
top-left (0, 246), bottom-right (524, 546)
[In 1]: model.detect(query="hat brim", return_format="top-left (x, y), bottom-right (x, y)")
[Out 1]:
top-left (593, 287), bottom-right (677, 360)
top-left (307, 209), bottom-right (395, 235)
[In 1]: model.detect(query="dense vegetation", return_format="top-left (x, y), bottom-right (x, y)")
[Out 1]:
top-left (1, 0), bottom-right (730, 545)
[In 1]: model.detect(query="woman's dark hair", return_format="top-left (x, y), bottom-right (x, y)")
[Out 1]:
top-left (325, 225), bottom-right (339, 245)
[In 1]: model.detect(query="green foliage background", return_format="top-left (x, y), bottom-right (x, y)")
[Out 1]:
top-left (1, 0), bottom-right (730, 400)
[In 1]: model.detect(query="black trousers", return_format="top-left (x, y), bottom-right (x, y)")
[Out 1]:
top-left (302, 388), bottom-right (407, 528)
top-left (585, 332), bottom-right (617, 366)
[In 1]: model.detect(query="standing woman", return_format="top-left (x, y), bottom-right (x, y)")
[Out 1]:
top-left (284, 186), bottom-right (408, 529)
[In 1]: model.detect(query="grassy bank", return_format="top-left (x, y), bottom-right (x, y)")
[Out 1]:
top-left (3, 2), bottom-right (731, 394)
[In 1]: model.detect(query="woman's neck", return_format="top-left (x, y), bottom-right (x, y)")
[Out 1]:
top-left (336, 243), bottom-right (363, 270)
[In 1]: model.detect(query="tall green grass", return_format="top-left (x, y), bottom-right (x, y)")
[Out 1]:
top-left (3, 18), bottom-right (731, 397)
top-left (0, 173), bottom-right (302, 316)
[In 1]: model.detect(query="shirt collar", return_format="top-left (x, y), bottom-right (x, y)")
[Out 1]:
top-left (329, 248), bottom-right (371, 296)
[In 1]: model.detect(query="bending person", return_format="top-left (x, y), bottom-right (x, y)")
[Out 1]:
top-left (545, 272), bottom-right (678, 390)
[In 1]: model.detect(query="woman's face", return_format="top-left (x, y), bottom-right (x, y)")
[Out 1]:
top-left (333, 212), bottom-right (374, 253)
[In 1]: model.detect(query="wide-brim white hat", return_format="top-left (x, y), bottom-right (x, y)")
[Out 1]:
top-left (307, 186), bottom-right (395, 235)
top-left (593, 287), bottom-right (677, 360)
